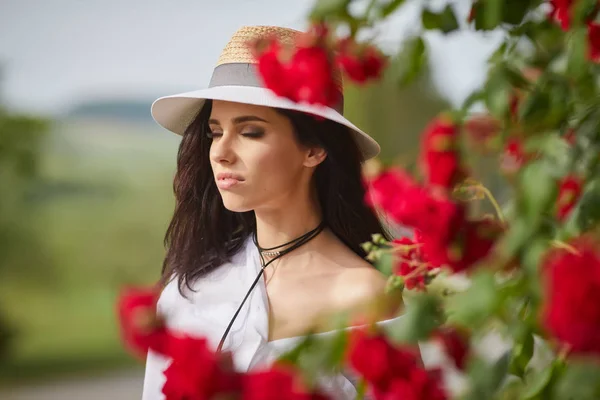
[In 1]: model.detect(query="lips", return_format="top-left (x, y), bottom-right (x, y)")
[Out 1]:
top-left (216, 172), bottom-right (245, 190)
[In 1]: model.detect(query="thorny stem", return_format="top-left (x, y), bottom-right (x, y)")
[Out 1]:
top-left (478, 184), bottom-right (505, 223)
top-left (388, 243), bottom-right (423, 253)
top-left (551, 239), bottom-right (580, 255)
top-left (401, 263), bottom-right (431, 281)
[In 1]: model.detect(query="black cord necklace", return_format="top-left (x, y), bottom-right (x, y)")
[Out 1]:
top-left (216, 221), bottom-right (326, 353)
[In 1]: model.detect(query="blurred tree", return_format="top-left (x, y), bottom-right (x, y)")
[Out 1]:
top-left (344, 55), bottom-right (508, 210)
top-left (0, 103), bottom-right (51, 360)
top-left (344, 59), bottom-right (449, 166)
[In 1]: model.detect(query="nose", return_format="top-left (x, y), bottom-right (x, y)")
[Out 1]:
top-left (209, 130), bottom-right (237, 166)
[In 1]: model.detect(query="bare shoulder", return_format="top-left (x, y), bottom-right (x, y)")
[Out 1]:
top-left (328, 255), bottom-right (403, 322)
top-left (337, 260), bottom-right (388, 297)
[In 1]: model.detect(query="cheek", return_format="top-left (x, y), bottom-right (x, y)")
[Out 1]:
top-left (248, 149), bottom-right (305, 193)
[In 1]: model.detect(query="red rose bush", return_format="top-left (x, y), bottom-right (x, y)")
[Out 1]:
top-left (118, 2), bottom-right (600, 398)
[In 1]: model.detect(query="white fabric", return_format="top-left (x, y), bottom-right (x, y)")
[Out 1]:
top-left (141, 236), bottom-right (404, 400)
top-left (150, 85), bottom-right (381, 161)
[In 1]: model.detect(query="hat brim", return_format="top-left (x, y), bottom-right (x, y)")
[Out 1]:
top-left (151, 85), bottom-right (380, 160)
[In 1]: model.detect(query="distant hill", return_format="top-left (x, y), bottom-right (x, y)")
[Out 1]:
top-left (65, 99), bottom-right (156, 123)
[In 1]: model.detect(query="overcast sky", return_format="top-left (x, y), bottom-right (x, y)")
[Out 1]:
top-left (0, 0), bottom-right (503, 115)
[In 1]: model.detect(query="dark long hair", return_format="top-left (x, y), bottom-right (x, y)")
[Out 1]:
top-left (161, 100), bottom-right (391, 292)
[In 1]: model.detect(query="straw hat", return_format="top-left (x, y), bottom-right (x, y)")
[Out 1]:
top-left (151, 25), bottom-right (380, 160)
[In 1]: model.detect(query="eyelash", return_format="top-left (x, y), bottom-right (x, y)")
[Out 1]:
top-left (206, 130), bottom-right (264, 139)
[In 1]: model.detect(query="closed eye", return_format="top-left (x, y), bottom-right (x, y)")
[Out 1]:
top-left (206, 131), bottom-right (222, 139)
top-left (242, 130), bottom-right (264, 138)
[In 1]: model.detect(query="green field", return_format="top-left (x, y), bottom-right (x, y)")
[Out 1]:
top-left (0, 119), bottom-right (180, 384)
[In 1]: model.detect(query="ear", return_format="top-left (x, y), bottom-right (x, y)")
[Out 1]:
top-left (303, 146), bottom-right (327, 168)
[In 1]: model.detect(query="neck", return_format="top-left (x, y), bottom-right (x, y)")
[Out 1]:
top-left (253, 191), bottom-right (323, 250)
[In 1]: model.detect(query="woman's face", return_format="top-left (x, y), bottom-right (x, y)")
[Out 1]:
top-left (208, 100), bottom-right (322, 212)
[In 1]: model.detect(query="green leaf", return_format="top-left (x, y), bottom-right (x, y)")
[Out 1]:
top-left (473, 0), bottom-right (503, 31)
top-left (384, 293), bottom-right (441, 344)
top-left (502, 0), bottom-right (536, 25)
top-left (277, 335), bottom-right (315, 365)
top-left (553, 360), bottom-right (600, 400)
top-left (508, 326), bottom-right (535, 378)
top-left (499, 217), bottom-right (536, 260)
top-left (498, 378), bottom-right (525, 399)
top-left (575, 177), bottom-right (600, 233)
top-left (521, 238), bottom-right (549, 277)
top-left (573, 0), bottom-right (599, 24)
top-left (521, 238), bottom-right (549, 300)
top-left (376, 250), bottom-right (394, 276)
top-left (421, 5), bottom-right (459, 34)
top-left (309, 0), bottom-right (352, 19)
top-left (380, 0), bottom-right (407, 17)
top-left (518, 161), bottom-right (557, 224)
top-left (485, 65), bottom-right (512, 118)
top-left (504, 65), bottom-right (531, 90)
top-left (465, 352), bottom-right (511, 399)
top-left (519, 89), bottom-right (551, 128)
top-left (522, 363), bottom-right (556, 400)
top-left (317, 329), bottom-right (349, 370)
top-left (567, 27), bottom-right (589, 80)
top-left (460, 89), bottom-right (485, 115)
top-left (446, 271), bottom-right (501, 328)
top-left (395, 36), bottom-right (427, 87)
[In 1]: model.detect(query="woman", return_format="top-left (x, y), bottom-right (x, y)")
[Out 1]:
top-left (142, 25), bottom-right (404, 399)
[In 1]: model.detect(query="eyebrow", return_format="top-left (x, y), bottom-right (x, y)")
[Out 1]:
top-left (208, 115), bottom-right (269, 125)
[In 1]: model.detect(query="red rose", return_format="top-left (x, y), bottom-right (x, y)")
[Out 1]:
top-left (588, 22), bottom-right (600, 62)
top-left (375, 368), bottom-right (447, 400)
top-left (162, 335), bottom-right (242, 400)
top-left (117, 285), bottom-right (169, 358)
top-left (408, 194), bottom-right (465, 250)
top-left (349, 329), bottom-right (447, 400)
top-left (348, 329), bottom-right (420, 390)
top-left (556, 175), bottom-right (583, 221)
top-left (433, 327), bottom-right (470, 371)
top-left (336, 38), bottom-right (386, 84)
top-left (364, 168), bottom-right (419, 221)
top-left (500, 138), bottom-right (529, 175)
top-left (255, 39), bottom-right (290, 98)
top-left (420, 116), bottom-right (463, 189)
top-left (542, 236), bottom-right (600, 356)
top-left (243, 363), bottom-right (329, 400)
top-left (253, 24), bottom-right (340, 108)
top-left (287, 45), bottom-right (340, 107)
top-left (392, 237), bottom-right (437, 291)
top-left (362, 46), bottom-right (387, 80)
top-left (419, 217), bottom-right (501, 273)
top-left (460, 218), bottom-right (502, 268)
top-left (549, 0), bottom-right (574, 30)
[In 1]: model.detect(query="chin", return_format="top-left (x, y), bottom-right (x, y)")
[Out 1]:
top-left (220, 193), bottom-right (253, 213)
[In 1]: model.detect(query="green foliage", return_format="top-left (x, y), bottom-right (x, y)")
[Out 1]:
top-left (464, 352), bottom-right (511, 399)
top-left (395, 37), bottom-right (427, 87)
top-left (385, 293), bottom-right (442, 343)
top-left (445, 271), bottom-right (501, 329)
top-left (552, 360), bottom-right (600, 400)
top-left (296, 1), bottom-right (600, 398)
top-left (421, 5), bottom-right (459, 34)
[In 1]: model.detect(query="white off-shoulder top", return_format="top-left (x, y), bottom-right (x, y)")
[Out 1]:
top-left (142, 236), bottom-right (406, 400)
